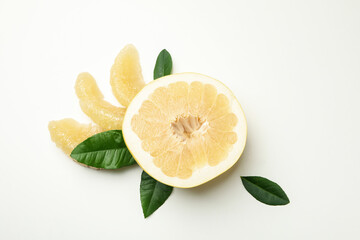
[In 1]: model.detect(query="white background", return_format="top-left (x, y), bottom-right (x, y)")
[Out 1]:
top-left (1, 0), bottom-right (359, 239)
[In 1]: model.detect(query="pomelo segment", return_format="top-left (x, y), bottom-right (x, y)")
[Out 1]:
top-left (123, 73), bottom-right (247, 188)
top-left (110, 44), bottom-right (145, 107)
top-left (75, 72), bottom-right (126, 130)
top-left (48, 118), bottom-right (102, 155)
top-left (75, 72), bottom-right (104, 100)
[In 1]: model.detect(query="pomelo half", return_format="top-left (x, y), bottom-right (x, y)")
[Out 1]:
top-left (123, 73), bottom-right (247, 188)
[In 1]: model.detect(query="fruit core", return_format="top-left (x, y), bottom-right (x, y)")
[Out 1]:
top-left (171, 115), bottom-right (209, 141)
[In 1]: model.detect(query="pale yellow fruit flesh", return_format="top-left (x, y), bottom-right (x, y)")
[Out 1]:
top-left (75, 72), bottom-right (126, 130)
top-left (130, 81), bottom-right (238, 179)
top-left (110, 44), bottom-right (145, 107)
top-left (48, 118), bottom-right (102, 155)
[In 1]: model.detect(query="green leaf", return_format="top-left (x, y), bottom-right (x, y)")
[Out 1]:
top-left (70, 130), bottom-right (136, 169)
top-left (153, 49), bottom-right (172, 79)
top-left (140, 171), bottom-right (173, 218)
top-left (241, 176), bottom-right (290, 206)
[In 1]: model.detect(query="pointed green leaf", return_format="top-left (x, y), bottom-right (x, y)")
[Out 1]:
top-left (140, 171), bottom-right (173, 218)
top-left (241, 176), bottom-right (290, 206)
top-left (153, 49), bottom-right (172, 79)
top-left (70, 130), bottom-right (136, 169)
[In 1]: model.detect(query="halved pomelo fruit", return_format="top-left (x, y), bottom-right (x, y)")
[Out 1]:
top-left (122, 73), bottom-right (247, 188)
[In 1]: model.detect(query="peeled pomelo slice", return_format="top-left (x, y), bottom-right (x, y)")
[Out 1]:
top-left (48, 118), bottom-right (102, 155)
top-left (75, 72), bottom-right (126, 130)
top-left (123, 73), bottom-right (247, 188)
top-left (110, 44), bottom-right (145, 107)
